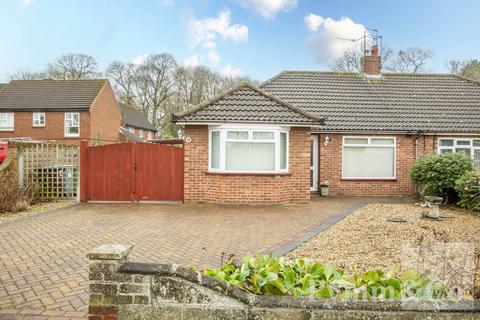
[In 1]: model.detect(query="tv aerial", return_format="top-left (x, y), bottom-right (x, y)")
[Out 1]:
top-left (336, 28), bottom-right (383, 60)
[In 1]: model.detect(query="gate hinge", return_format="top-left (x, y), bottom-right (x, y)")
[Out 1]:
top-left (134, 163), bottom-right (138, 171)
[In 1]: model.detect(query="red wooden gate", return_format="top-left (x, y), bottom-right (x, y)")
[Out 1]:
top-left (80, 142), bottom-right (184, 202)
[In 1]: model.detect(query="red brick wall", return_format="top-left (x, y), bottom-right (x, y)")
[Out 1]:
top-left (89, 82), bottom-right (122, 144)
top-left (0, 111), bottom-right (90, 144)
top-left (184, 125), bottom-right (311, 204)
top-left (316, 133), bottom-right (475, 196)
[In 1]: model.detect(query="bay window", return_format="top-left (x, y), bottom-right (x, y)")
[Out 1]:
top-left (438, 138), bottom-right (480, 170)
top-left (209, 125), bottom-right (289, 173)
top-left (342, 136), bottom-right (396, 179)
top-left (0, 113), bottom-right (14, 131)
top-left (64, 112), bottom-right (80, 137)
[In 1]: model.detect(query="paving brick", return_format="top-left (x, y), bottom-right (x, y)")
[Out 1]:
top-left (0, 198), bottom-right (410, 317)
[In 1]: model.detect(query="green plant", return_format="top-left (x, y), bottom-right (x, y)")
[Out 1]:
top-left (456, 171), bottom-right (480, 214)
top-left (410, 153), bottom-right (473, 201)
top-left (204, 255), bottom-right (450, 300)
top-left (0, 167), bottom-right (37, 213)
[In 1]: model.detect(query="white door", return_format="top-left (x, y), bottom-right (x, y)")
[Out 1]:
top-left (310, 135), bottom-right (319, 192)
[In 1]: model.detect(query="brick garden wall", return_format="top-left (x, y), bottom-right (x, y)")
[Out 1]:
top-left (87, 245), bottom-right (479, 320)
top-left (184, 125), bottom-right (311, 204)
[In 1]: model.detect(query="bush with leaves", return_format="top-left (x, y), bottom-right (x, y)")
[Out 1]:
top-left (205, 255), bottom-right (450, 300)
top-left (410, 153), bottom-right (473, 201)
top-left (456, 171), bottom-right (480, 214)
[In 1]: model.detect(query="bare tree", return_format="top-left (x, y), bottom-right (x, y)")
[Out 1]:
top-left (445, 60), bottom-right (467, 74)
top-left (46, 53), bottom-right (99, 79)
top-left (106, 61), bottom-right (137, 105)
top-left (9, 69), bottom-right (47, 80)
top-left (385, 47), bottom-right (433, 73)
top-left (461, 59), bottom-right (480, 82)
top-left (331, 46), bottom-right (394, 73)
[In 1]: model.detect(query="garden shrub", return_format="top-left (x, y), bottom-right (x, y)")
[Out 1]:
top-left (456, 171), bottom-right (480, 214)
top-left (0, 167), bottom-right (37, 213)
top-left (205, 255), bottom-right (450, 300)
top-left (410, 153), bottom-right (473, 202)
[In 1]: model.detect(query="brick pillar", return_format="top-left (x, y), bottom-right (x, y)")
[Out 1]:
top-left (87, 244), bottom-right (151, 320)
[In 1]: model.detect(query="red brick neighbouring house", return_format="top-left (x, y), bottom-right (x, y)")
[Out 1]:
top-left (118, 103), bottom-right (157, 142)
top-left (0, 79), bottom-right (122, 144)
top-left (174, 46), bottom-right (480, 204)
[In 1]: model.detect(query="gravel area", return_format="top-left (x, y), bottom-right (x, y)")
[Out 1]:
top-left (286, 203), bottom-right (480, 297)
top-left (0, 200), bottom-right (75, 224)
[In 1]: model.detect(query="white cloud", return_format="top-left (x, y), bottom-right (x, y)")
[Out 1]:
top-left (19, 0), bottom-right (33, 9)
top-left (305, 15), bottom-right (367, 64)
top-left (304, 13), bottom-right (322, 32)
top-left (222, 64), bottom-right (242, 77)
top-left (183, 55), bottom-right (200, 67)
top-left (206, 50), bottom-right (221, 64)
top-left (132, 54), bottom-right (150, 65)
top-left (188, 10), bottom-right (248, 48)
top-left (236, 0), bottom-right (297, 19)
top-left (187, 10), bottom-right (248, 67)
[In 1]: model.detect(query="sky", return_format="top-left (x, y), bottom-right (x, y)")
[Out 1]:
top-left (0, 0), bottom-right (479, 82)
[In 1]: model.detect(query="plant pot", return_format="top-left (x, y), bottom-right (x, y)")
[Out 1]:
top-left (320, 186), bottom-right (329, 196)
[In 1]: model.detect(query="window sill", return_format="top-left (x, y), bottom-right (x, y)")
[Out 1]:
top-left (341, 178), bottom-right (397, 182)
top-left (207, 171), bottom-right (291, 177)
top-left (64, 135), bottom-right (80, 139)
top-left (0, 129), bottom-right (14, 132)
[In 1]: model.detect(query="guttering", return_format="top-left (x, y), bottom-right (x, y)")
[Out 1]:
top-left (312, 129), bottom-right (480, 136)
top-left (174, 120), bottom-right (322, 128)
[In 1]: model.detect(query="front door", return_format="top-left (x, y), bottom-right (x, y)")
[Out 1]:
top-left (310, 135), bottom-right (319, 192)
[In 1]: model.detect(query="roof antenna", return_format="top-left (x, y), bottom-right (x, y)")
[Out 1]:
top-left (336, 28), bottom-right (383, 63)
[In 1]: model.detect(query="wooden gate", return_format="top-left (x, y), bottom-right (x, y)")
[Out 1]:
top-left (80, 142), bottom-right (183, 202)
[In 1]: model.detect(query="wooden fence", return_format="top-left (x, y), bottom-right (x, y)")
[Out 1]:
top-left (13, 141), bottom-right (80, 199)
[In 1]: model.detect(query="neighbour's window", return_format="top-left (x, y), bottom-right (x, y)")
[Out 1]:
top-left (139, 129), bottom-right (144, 140)
top-left (209, 126), bottom-right (289, 173)
top-left (128, 127), bottom-right (134, 134)
top-left (64, 112), bottom-right (80, 137)
top-left (342, 137), bottom-right (396, 179)
top-left (0, 113), bottom-right (14, 131)
top-left (438, 138), bottom-right (480, 170)
top-left (148, 131), bottom-right (153, 140)
top-left (33, 113), bottom-right (45, 127)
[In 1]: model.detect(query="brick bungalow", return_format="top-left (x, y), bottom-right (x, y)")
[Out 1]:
top-left (173, 45), bottom-right (480, 204)
top-left (0, 79), bottom-right (122, 144)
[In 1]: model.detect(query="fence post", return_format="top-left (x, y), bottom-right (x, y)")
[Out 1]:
top-left (80, 140), bottom-right (88, 202)
top-left (17, 144), bottom-right (24, 189)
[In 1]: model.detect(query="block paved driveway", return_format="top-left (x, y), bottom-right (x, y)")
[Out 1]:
top-left (0, 196), bottom-right (411, 319)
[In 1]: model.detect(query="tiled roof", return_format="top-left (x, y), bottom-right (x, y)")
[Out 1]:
top-left (173, 82), bottom-right (324, 126)
top-left (0, 84), bottom-right (8, 93)
top-left (0, 79), bottom-right (107, 111)
top-left (119, 103), bottom-right (156, 132)
top-left (261, 72), bottom-right (480, 133)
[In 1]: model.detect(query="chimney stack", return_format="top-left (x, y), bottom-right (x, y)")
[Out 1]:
top-left (361, 45), bottom-right (382, 77)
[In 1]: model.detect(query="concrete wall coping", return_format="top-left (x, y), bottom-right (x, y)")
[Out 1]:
top-left (87, 244), bottom-right (133, 260)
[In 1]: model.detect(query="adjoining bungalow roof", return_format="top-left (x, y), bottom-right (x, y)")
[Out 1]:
top-left (173, 82), bottom-right (324, 126)
top-left (119, 103), bottom-right (156, 132)
top-left (0, 79), bottom-right (107, 112)
top-left (261, 71), bottom-right (480, 133)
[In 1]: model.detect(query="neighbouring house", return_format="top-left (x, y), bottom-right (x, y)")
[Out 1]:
top-left (118, 103), bottom-right (156, 142)
top-left (0, 79), bottom-right (122, 144)
top-left (173, 45), bottom-right (480, 204)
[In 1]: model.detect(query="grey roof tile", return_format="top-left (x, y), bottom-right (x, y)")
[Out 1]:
top-left (173, 82), bottom-right (323, 126)
top-left (119, 103), bottom-right (156, 131)
top-left (0, 79), bottom-right (107, 111)
top-left (261, 72), bottom-right (480, 133)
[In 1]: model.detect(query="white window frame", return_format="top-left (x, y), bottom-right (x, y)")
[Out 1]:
top-left (342, 136), bottom-right (397, 179)
top-left (0, 113), bottom-right (14, 131)
top-left (208, 124), bottom-right (289, 174)
top-left (438, 138), bottom-right (480, 169)
top-left (64, 112), bottom-right (80, 138)
top-left (148, 131), bottom-right (153, 140)
top-left (128, 127), bottom-right (135, 134)
top-left (139, 129), bottom-right (144, 140)
top-left (32, 112), bottom-right (46, 127)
